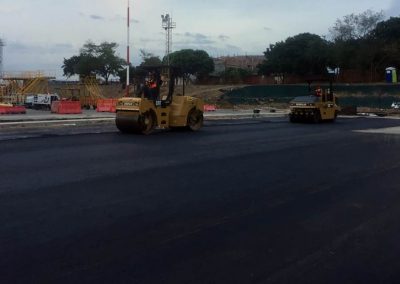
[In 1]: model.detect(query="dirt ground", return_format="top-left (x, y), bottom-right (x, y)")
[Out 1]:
top-left (98, 84), bottom-right (400, 113)
top-left (108, 84), bottom-right (244, 108)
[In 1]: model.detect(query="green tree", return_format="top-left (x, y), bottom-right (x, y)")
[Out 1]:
top-left (329, 10), bottom-right (384, 41)
top-left (167, 49), bottom-right (214, 82)
top-left (62, 41), bottom-right (125, 84)
top-left (258, 33), bottom-right (330, 76)
top-left (220, 68), bottom-right (252, 83)
top-left (139, 49), bottom-right (162, 66)
top-left (372, 17), bottom-right (400, 43)
top-left (369, 17), bottom-right (400, 74)
top-left (62, 55), bottom-right (81, 78)
top-left (97, 42), bottom-right (126, 84)
top-left (329, 16), bottom-right (400, 80)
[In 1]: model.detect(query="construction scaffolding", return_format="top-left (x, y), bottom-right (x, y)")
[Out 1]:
top-left (54, 76), bottom-right (104, 109)
top-left (0, 71), bottom-right (55, 105)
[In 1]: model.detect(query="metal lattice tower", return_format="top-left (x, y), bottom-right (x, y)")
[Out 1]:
top-left (161, 14), bottom-right (176, 67)
top-left (0, 38), bottom-right (4, 79)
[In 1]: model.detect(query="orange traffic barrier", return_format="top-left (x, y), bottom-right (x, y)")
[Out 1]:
top-left (51, 101), bottom-right (82, 114)
top-left (204, 104), bottom-right (217, 112)
top-left (0, 105), bottom-right (26, 115)
top-left (97, 99), bottom-right (117, 113)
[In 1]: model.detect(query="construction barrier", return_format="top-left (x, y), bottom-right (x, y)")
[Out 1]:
top-left (204, 104), bottom-right (217, 112)
top-left (51, 101), bottom-right (82, 114)
top-left (97, 99), bottom-right (117, 113)
top-left (0, 105), bottom-right (26, 115)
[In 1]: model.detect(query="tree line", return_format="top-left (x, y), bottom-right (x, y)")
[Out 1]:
top-left (62, 44), bottom-right (214, 85)
top-left (258, 10), bottom-right (400, 80)
top-left (62, 10), bottom-right (400, 84)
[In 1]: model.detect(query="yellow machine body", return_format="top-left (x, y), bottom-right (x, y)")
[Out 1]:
top-left (115, 65), bottom-right (204, 134)
top-left (289, 92), bottom-right (341, 123)
top-left (115, 95), bottom-right (204, 134)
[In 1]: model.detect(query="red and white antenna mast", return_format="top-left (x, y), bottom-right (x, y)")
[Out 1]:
top-left (126, 0), bottom-right (131, 97)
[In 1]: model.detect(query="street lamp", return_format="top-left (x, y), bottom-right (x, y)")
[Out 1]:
top-left (161, 14), bottom-right (176, 67)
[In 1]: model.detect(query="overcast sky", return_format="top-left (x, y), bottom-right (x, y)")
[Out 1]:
top-left (0, 0), bottom-right (399, 79)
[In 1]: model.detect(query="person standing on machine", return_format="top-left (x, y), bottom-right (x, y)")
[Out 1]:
top-left (144, 72), bottom-right (161, 102)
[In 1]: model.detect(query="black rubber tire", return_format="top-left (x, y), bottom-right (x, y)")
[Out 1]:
top-left (140, 112), bottom-right (156, 135)
top-left (333, 111), bottom-right (338, 122)
top-left (187, 109), bottom-right (203, 131)
top-left (313, 111), bottom-right (321, 123)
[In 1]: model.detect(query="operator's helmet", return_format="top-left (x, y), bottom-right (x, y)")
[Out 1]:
top-left (146, 72), bottom-right (155, 84)
top-left (315, 86), bottom-right (322, 96)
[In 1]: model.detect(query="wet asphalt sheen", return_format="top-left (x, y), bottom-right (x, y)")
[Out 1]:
top-left (1, 118), bottom-right (400, 284)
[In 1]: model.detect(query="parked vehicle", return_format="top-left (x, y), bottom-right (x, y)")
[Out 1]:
top-left (25, 94), bottom-right (60, 110)
top-left (391, 102), bottom-right (400, 109)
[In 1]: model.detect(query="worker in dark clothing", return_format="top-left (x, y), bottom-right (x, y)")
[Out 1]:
top-left (143, 72), bottom-right (162, 105)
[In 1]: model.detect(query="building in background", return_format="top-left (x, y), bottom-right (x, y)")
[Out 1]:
top-left (213, 55), bottom-right (265, 75)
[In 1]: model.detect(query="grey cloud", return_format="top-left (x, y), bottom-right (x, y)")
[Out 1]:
top-left (387, 1), bottom-right (400, 17)
top-left (218, 34), bottom-right (230, 41)
top-left (139, 38), bottom-right (163, 44)
top-left (110, 14), bottom-right (139, 24)
top-left (3, 42), bottom-right (78, 77)
top-left (175, 32), bottom-right (215, 45)
top-left (48, 43), bottom-right (75, 54)
top-left (6, 42), bottom-right (30, 54)
top-left (80, 13), bottom-right (139, 23)
top-left (173, 33), bottom-right (245, 56)
top-left (90, 14), bottom-right (105, 21)
top-left (184, 32), bottom-right (208, 40)
top-left (7, 42), bottom-right (75, 55)
top-left (172, 44), bottom-right (244, 58)
top-left (224, 44), bottom-right (243, 54)
top-left (264, 27), bottom-right (272, 31)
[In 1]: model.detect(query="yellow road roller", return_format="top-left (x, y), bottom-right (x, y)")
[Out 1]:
top-left (115, 66), bottom-right (204, 134)
top-left (289, 78), bottom-right (341, 123)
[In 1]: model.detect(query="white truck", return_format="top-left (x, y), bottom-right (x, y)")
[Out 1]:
top-left (25, 94), bottom-right (60, 110)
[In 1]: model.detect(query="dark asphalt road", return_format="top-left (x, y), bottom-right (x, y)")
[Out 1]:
top-left (1, 117), bottom-right (400, 284)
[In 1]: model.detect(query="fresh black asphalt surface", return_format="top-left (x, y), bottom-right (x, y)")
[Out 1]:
top-left (1, 117), bottom-right (400, 283)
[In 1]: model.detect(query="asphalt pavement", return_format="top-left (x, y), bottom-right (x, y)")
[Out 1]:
top-left (1, 117), bottom-right (400, 283)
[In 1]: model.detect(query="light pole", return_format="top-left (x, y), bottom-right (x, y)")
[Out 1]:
top-left (161, 14), bottom-right (176, 67)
